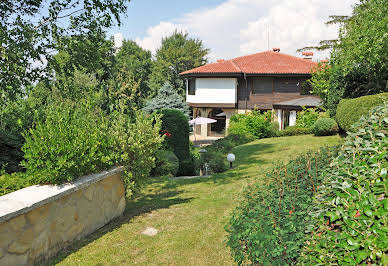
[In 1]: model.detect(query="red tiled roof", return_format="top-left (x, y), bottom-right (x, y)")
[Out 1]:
top-left (180, 50), bottom-right (318, 75)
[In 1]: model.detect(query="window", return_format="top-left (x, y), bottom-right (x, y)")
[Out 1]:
top-left (252, 78), bottom-right (273, 94)
top-left (188, 78), bottom-right (196, 95)
top-left (274, 78), bottom-right (300, 93)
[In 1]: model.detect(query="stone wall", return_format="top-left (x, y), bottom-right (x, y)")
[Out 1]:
top-left (0, 167), bottom-right (125, 265)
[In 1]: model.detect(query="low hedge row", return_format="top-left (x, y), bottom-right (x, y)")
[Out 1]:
top-left (336, 92), bottom-right (388, 132)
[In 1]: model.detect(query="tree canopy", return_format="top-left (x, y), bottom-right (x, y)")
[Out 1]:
top-left (309, 0), bottom-right (388, 116)
top-left (0, 0), bottom-right (129, 105)
top-left (148, 31), bottom-right (209, 98)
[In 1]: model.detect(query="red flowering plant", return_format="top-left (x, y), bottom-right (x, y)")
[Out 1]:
top-left (161, 129), bottom-right (172, 137)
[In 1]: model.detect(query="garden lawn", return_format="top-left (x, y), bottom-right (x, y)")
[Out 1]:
top-left (52, 135), bottom-right (341, 265)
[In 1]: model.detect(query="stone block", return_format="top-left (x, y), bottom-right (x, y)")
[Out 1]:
top-left (0, 222), bottom-right (16, 249)
top-left (83, 184), bottom-right (95, 201)
top-left (9, 215), bottom-right (26, 232)
top-left (0, 248), bottom-right (4, 259)
top-left (8, 227), bottom-right (34, 254)
top-left (0, 253), bottom-right (28, 266)
top-left (27, 204), bottom-right (51, 235)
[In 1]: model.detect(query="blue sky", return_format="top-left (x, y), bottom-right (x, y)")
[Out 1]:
top-left (108, 0), bottom-right (225, 40)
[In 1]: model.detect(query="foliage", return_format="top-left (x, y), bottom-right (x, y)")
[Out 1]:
top-left (0, 0), bottom-right (129, 105)
top-left (0, 172), bottom-right (31, 197)
top-left (148, 31), bottom-right (209, 97)
top-left (301, 104), bottom-right (388, 265)
top-left (229, 111), bottom-right (274, 139)
top-left (278, 126), bottom-right (312, 137)
top-left (198, 133), bottom-right (254, 174)
top-left (336, 92), bottom-right (388, 132)
top-left (158, 109), bottom-right (191, 176)
top-left (115, 40), bottom-right (152, 102)
top-left (152, 150), bottom-right (179, 177)
top-left (226, 147), bottom-right (339, 265)
top-left (21, 101), bottom-right (116, 184)
top-left (309, 0), bottom-right (388, 116)
top-left (109, 111), bottom-right (163, 195)
top-left (312, 118), bottom-right (339, 136)
top-left (295, 107), bottom-right (320, 128)
top-left (0, 99), bottom-right (38, 173)
top-left (143, 82), bottom-right (190, 116)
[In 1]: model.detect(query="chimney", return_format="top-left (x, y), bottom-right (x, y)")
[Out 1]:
top-left (302, 51), bottom-right (314, 60)
top-left (272, 48), bottom-right (280, 52)
top-left (217, 59), bottom-right (225, 63)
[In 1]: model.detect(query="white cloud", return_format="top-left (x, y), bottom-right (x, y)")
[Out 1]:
top-left (135, 22), bottom-right (187, 53)
top-left (114, 32), bottom-right (124, 49)
top-left (135, 0), bottom-right (358, 61)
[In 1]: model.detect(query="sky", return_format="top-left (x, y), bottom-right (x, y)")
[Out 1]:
top-left (109, 0), bottom-right (359, 62)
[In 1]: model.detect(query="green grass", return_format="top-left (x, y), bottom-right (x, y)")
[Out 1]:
top-left (51, 135), bottom-right (342, 265)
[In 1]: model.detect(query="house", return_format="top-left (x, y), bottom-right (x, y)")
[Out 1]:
top-left (179, 48), bottom-right (321, 138)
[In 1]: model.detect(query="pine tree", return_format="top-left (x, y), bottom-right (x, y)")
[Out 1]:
top-left (143, 82), bottom-right (189, 116)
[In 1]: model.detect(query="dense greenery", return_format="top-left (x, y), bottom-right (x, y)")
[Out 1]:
top-left (295, 107), bottom-right (322, 128)
top-left (226, 147), bottom-right (339, 265)
top-left (336, 92), bottom-right (388, 132)
top-left (158, 109), bottom-right (193, 176)
top-left (152, 150), bottom-right (179, 177)
top-left (312, 118), bottom-right (339, 136)
top-left (309, 0), bottom-right (388, 116)
top-left (199, 133), bottom-right (254, 174)
top-left (148, 31), bottom-right (209, 97)
top-left (229, 111), bottom-right (274, 139)
top-left (301, 104), bottom-right (388, 265)
top-left (143, 82), bottom-right (190, 116)
top-left (0, 0), bottom-right (129, 104)
top-left (277, 126), bottom-right (312, 137)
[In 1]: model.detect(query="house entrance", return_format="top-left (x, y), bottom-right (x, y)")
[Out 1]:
top-left (208, 108), bottom-right (226, 136)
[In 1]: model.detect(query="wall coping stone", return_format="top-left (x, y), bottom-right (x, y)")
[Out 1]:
top-left (0, 167), bottom-right (123, 223)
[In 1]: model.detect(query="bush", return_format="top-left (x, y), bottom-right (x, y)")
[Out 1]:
top-left (158, 109), bottom-right (191, 176)
top-left (336, 92), bottom-right (388, 132)
top-left (152, 150), bottom-right (179, 177)
top-left (312, 118), bottom-right (339, 136)
top-left (301, 104), bottom-right (388, 265)
top-left (20, 101), bottom-right (163, 197)
top-left (229, 110), bottom-right (273, 139)
top-left (200, 151), bottom-right (228, 174)
top-left (22, 102), bottom-right (115, 184)
top-left (109, 111), bottom-right (163, 196)
top-left (226, 147), bottom-right (339, 265)
top-left (0, 172), bottom-right (31, 197)
top-left (279, 126), bottom-right (312, 136)
top-left (295, 107), bottom-right (320, 128)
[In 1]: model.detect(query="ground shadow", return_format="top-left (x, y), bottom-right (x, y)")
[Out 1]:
top-left (48, 182), bottom-right (193, 265)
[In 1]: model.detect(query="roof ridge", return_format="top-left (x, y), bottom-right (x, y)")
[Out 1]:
top-left (230, 59), bottom-right (242, 72)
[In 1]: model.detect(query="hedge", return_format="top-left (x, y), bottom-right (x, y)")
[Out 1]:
top-left (301, 104), bottom-right (388, 265)
top-left (158, 109), bottom-right (192, 175)
top-left (312, 118), bottom-right (339, 136)
top-left (336, 92), bottom-right (388, 132)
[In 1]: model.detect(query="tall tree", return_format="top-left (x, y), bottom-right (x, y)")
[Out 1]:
top-left (143, 82), bottom-right (189, 116)
top-left (115, 40), bottom-right (152, 103)
top-left (306, 0), bottom-right (388, 116)
top-left (0, 0), bottom-right (129, 105)
top-left (148, 31), bottom-right (209, 98)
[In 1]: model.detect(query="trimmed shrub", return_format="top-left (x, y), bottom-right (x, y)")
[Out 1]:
top-left (301, 104), bottom-right (388, 265)
top-left (226, 147), bottom-right (339, 265)
top-left (312, 118), bottom-right (339, 136)
top-left (152, 150), bottom-right (179, 177)
top-left (158, 109), bottom-right (191, 175)
top-left (279, 126), bottom-right (312, 136)
top-left (336, 92), bottom-right (388, 132)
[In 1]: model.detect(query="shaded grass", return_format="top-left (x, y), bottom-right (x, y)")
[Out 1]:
top-left (51, 135), bottom-right (342, 265)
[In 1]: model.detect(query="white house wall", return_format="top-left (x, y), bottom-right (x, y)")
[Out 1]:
top-left (187, 78), bottom-right (237, 104)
